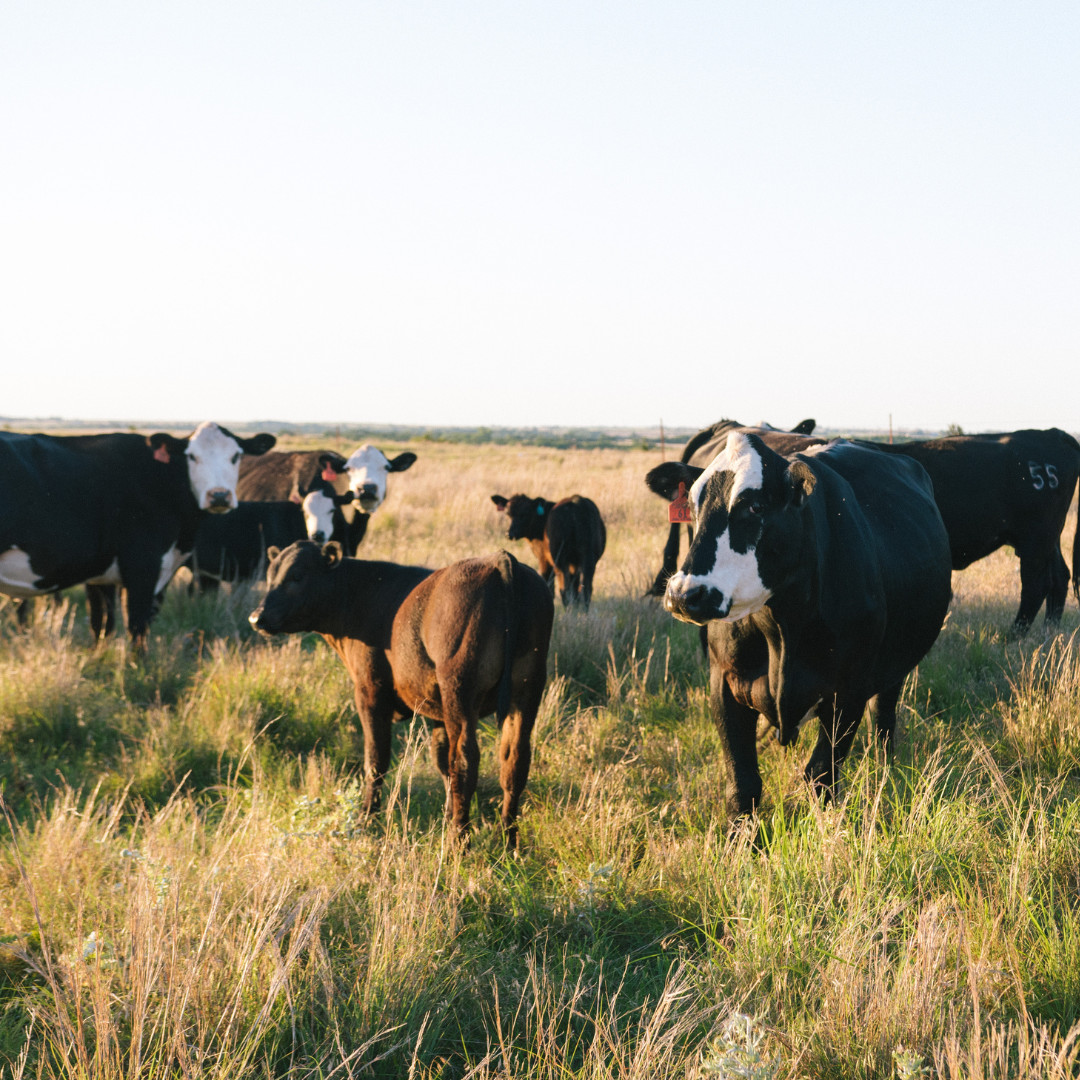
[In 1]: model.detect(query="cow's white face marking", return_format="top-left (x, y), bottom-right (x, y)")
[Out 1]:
top-left (689, 431), bottom-right (763, 514)
top-left (666, 432), bottom-right (772, 622)
top-left (155, 544), bottom-right (186, 594)
top-left (0, 547), bottom-right (46, 597)
top-left (302, 489), bottom-right (336, 543)
top-left (185, 422), bottom-right (244, 513)
top-left (343, 444), bottom-right (392, 512)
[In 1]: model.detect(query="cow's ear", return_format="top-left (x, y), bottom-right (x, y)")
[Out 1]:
top-left (333, 491), bottom-right (356, 507)
top-left (236, 433), bottom-right (276, 456)
top-left (792, 418), bottom-right (816, 436)
top-left (266, 545), bottom-right (282, 563)
top-left (319, 452), bottom-right (347, 471)
top-left (645, 463), bottom-right (703, 502)
top-left (491, 495), bottom-right (508, 511)
top-left (147, 432), bottom-right (186, 464)
top-left (786, 461), bottom-right (816, 505)
top-left (387, 452), bottom-right (417, 473)
top-left (322, 542), bottom-right (345, 567)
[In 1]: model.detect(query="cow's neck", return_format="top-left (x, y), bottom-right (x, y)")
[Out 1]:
top-left (318, 559), bottom-right (429, 645)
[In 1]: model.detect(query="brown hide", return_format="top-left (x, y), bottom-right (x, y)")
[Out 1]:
top-left (250, 542), bottom-right (553, 846)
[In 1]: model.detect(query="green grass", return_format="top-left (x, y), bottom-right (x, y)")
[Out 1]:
top-left (0, 441), bottom-right (1079, 1078)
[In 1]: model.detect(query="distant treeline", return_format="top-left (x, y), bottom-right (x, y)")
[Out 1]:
top-left (1, 417), bottom-right (960, 450)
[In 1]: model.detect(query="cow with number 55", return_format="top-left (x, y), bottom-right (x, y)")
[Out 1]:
top-left (868, 427), bottom-right (1080, 630)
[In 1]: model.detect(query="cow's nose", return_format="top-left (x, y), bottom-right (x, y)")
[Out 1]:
top-left (206, 489), bottom-right (233, 512)
top-left (310, 531), bottom-right (326, 544)
top-left (665, 582), bottom-right (727, 625)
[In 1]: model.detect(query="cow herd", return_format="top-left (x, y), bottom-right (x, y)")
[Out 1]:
top-left (1, 418), bottom-right (1078, 844)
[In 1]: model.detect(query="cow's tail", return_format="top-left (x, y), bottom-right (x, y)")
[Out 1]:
top-left (495, 550), bottom-right (520, 725)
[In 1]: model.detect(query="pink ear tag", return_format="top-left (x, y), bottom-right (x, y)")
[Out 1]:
top-left (322, 467), bottom-right (338, 482)
top-left (153, 445), bottom-right (170, 465)
top-left (669, 482), bottom-right (692, 523)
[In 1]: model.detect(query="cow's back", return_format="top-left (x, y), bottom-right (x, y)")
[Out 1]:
top-left (238, 451), bottom-right (343, 502)
top-left (547, 496), bottom-right (606, 563)
top-left (802, 441), bottom-right (952, 685)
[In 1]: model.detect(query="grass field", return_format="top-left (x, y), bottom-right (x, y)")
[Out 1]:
top-left (2, 438), bottom-right (1080, 1079)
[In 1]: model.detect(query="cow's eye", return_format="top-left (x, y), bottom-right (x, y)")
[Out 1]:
top-left (746, 499), bottom-right (764, 515)
top-left (231, 453), bottom-right (240, 464)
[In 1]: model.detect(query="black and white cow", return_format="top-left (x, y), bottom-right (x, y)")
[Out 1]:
top-left (238, 444), bottom-right (416, 552)
top-left (0, 422), bottom-right (275, 641)
top-left (648, 418), bottom-right (822, 597)
top-left (646, 433), bottom-right (952, 818)
top-left (189, 484), bottom-right (359, 590)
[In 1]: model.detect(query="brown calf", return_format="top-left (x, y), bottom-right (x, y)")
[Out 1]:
top-left (490, 494), bottom-right (606, 610)
top-left (249, 542), bottom-right (553, 846)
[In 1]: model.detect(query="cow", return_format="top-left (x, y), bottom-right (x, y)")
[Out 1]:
top-left (490, 494), bottom-right (607, 610)
top-left (648, 419), bottom-right (822, 597)
top-left (646, 433), bottom-right (952, 819)
top-left (865, 429), bottom-right (1080, 629)
top-left (238, 444), bottom-right (417, 553)
top-left (0, 422), bottom-right (276, 642)
top-left (249, 542), bottom-right (553, 847)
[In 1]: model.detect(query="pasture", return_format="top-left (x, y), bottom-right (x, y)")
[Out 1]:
top-left (2, 436), bottom-right (1080, 1079)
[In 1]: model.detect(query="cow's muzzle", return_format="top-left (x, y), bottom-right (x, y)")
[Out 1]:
top-left (355, 483), bottom-right (380, 512)
top-left (248, 607), bottom-right (276, 635)
top-left (663, 579), bottom-right (731, 625)
top-left (205, 488), bottom-right (234, 513)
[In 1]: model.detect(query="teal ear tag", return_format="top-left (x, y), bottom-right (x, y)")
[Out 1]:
top-left (537, 505), bottom-right (544, 515)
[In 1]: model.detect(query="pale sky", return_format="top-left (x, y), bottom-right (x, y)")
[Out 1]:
top-left (2, 2), bottom-right (1077, 433)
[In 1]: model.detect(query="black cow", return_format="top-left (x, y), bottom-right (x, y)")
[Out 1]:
top-left (188, 484), bottom-right (358, 590)
top-left (648, 419), bottom-right (821, 597)
top-left (249, 543), bottom-right (553, 846)
top-left (0, 422), bottom-right (275, 641)
top-left (646, 433), bottom-right (952, 818)
top-left (866, 430), bottom-right (1080, 629)
top-left (490, 494), bottom-right (607, 610)
top-left (238, 444), bottom-right (417, 553)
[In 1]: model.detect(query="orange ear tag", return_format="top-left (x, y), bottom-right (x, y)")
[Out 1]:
top-left (322, 467), bottom-right (338, 482)
top-left (668, 482), bottom-right (692, 523)
top-left (153, 445), bottom-right (170, 465)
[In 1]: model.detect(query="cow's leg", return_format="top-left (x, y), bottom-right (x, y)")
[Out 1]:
top-left (712, 667), bottom-right (762, 819)
top-left (355, 697), bottom-right (393, 815)
top-left (1046, 547), bottom-right (1070, 624)
top-left (581, 557), bottom-right (597, 611)
top-left (86, 584), bottom-right (117, 640)
top-left (437, 676), bottom-right (481, 841)
top-left (804, 693), bottom-right (868, 800)
top-left (647, 523), bottom-right (684, 597)
top-left (497, 675), bottom-right (545, 849)
top-left (554, 567), bottom-right (571, 609)
top-left (869, 681), bottom-right (903, 759)
top-left (14, 598), bottom-right (33, 629)
top-left (1014, 549), bottom-right (1052, 630)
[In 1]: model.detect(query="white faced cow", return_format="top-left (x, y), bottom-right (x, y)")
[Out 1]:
top-left (647, 433), bottom-right (952, 819)
top-left (0, 421), bottom-right (275, 642)
top-left (330, 444), bottom-right (418, 514)
top-left (238, 444), bottom-right (417, 552)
